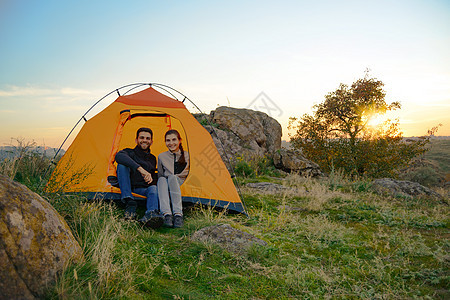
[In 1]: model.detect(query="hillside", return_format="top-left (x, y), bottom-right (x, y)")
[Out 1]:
top-left (398, 138), bottom-right (450, 187)
top-left (425, 138), bottom-right (450, 175)
top-left (38, 173), bottom-right (448, 299)
top-left (1, 132), bottom-right (448, 298)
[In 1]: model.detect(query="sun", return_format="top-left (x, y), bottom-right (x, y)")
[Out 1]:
top-left (367, 114), bottom-right (386, 127)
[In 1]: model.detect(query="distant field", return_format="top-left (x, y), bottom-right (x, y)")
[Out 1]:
top-left (425, 138), bottom-right (450, 174)
top-left (283, 137), bottom-right (450, 169)
top-left (0, 146), bottom-right (63, 160)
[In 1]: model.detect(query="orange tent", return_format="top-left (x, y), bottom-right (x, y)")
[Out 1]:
top-left (47, 84), bottom-right (246, 214)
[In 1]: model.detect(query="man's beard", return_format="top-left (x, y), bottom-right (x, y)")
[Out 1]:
top-left (138, 142), bottom-right (150, 151)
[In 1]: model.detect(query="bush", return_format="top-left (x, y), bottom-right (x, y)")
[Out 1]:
top-left (0, 138), bottom-right (58, 192)
top-left (233, 155), bottom-right (281, 178)
top-left (234, 159), bottom-right (255, 177)
top-left (289, 74), bottom-right (435, 178)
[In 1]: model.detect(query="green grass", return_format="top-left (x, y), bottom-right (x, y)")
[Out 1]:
top-left (425, 138), bottom-right (450, 174)
top-left (39, 173), bottom-right (449, 299)
top-left (2, 140), bottom-right (448, 299)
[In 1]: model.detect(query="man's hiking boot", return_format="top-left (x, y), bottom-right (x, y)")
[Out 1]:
top-left (139, 210), bottom-right (163, 229)
top-left (124, 199), bottom-right (137, 220)
top-left (173, 215), bottom-right (183, 228)
top-left (163, 214), bottom-right (173, 227)
top-left (121, 196), bottom-right (132, 205)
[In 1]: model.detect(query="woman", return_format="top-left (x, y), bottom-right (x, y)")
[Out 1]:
top-left (157, 129), bottom-right (189, 228)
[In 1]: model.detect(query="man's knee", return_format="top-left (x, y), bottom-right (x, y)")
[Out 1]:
top-left (148, 185), bottom-right (158, 194)
top-left (117, 164), bottom-right (130, 176)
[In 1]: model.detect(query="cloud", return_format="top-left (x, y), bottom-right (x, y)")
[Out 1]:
top-left (0, 85), bottom-right (53, 97)
top-left (32, 126), bottom-right (71, 132)
top-left (60, 87), bottom-right (92, 96)
top-left (0, 84), bottom-right (92, 98)
top-left (47, 104), bottom-right (92, 113)
top-left (0, 84), bottom-right (100, 113)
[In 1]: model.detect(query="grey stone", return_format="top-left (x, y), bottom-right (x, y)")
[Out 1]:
top-left (371, 178), bottom-right (443, 200)
top-left (192, 224), bottom-right (267, 255)
top-left (246, 182), bottom-right (289, 193)
top-left (273, 148), bottom-right (323, 177)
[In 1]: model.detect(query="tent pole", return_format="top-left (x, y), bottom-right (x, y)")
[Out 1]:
top-left (44, 82), bottom-right (250, 216)
top-left (42, 83), bottom-right (149, 181)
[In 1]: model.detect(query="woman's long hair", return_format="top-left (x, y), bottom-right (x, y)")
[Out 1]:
top-left (165, 129), bottom-right (185, 164)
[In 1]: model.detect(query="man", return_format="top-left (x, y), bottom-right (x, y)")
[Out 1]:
top-left (115, 127), bottom-right (163, 229)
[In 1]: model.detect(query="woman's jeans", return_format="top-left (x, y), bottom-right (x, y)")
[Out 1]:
top-left (117, 164), bottom-right (158, 213)
top-left (158, 175), bottom-right (183, 216)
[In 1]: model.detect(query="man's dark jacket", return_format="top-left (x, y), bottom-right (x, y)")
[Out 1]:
top-left (115, 146), bottom-right (157, 188)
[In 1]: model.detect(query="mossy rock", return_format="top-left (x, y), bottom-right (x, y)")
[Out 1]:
top-left (0, 175), bottom-right (83, 299)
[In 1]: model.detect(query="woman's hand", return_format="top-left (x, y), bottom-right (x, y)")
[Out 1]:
top-left (137, 166), bottom-right (153, 184)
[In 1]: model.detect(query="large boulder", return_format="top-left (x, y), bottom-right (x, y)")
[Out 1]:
top-left (273, 148), bottom-right (323, 177)
top-left (371, 178), bottom-right (443, 200)
top-left (0, 175), bottom-right (83, 299)
top-left (195, 107), bottom-right (325, 178)
top-left (192, 224), bottom-right (267, 255)
top-left (201, 106), bottom-right (282, 160)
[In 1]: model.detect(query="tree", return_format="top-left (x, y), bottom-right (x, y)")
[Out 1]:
top-left (288, 73), bottom-right (433, 178)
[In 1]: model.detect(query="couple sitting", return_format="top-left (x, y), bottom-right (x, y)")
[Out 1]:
top-left (115, 127), bottom-right (189, 228)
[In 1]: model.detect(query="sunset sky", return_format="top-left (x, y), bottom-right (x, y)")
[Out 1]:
top-left (1, 0), bottom-right (449, 148)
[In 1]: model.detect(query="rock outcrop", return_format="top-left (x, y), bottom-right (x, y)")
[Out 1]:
top-left (192, 224), bottom-right (267, 255)
top-left (196, 106), bottom-right (324, 177)
top-left (201, 106), bottom-right (282, 160)
top-left (371, 178), bottom-right (443, 200)
top-left (0, 175), bottom-right (83, 299)
top-left (273, 148), bottom-right (323, 177)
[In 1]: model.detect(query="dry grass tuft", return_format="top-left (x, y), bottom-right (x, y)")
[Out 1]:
top-left (52, 201), bottom-right (159, 298)
top-left (284, 173), bottom-right (351, 211)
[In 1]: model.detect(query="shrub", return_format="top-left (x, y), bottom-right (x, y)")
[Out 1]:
top-left (0, 138), bottom-right (58, 192)
top-left (289, 73), bottom-right (436, 178)
top-left (233, 155), bottom-right (281, 178)
top-left (234, 158), bottom-right (255, 177)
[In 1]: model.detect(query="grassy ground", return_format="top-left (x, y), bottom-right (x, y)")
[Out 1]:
top-left (41, 173), bottom-right (448, 299)
top-left (399, 138), bottom-right (450, 187)
top-left (1, 140), bottom-right (448, 299)
top-left (425, 138), bottom-right (450, 175)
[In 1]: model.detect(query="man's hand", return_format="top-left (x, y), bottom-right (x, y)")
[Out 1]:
top-left (137, 167), bottom-right (153, 184)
